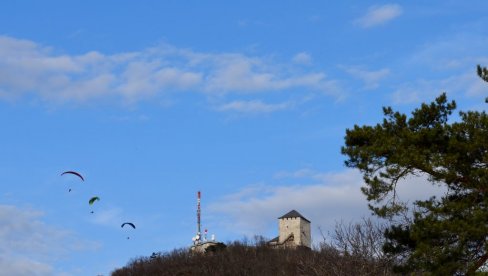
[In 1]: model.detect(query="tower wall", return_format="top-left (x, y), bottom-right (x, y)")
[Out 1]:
top-left (300, 219), bottom-right (311, 248)
top-left (279, 217), bottom-right (311, 247)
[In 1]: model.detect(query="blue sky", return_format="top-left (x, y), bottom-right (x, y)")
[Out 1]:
top-left (1, 1), bottom-right (487, 275)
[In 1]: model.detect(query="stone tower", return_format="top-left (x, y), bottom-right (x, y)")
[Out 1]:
top-left (269, 210), bottom-right (311, 248)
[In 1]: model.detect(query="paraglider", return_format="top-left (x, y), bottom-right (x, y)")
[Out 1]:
top-left (89, 196), bottom-right (100, 205)
top-left (61, 171), bottom-right (84, 192)
top-left (61, 171), bottom-right (84, 181)
top-left (89, 196), bottom-right (99, 214)
top-left (121, 222), bottom-right (136, 229)
top-left (121, 222), bottom-right (136, 239)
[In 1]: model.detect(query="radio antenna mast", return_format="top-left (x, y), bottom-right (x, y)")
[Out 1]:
top-left (197, 191), bottom-right (201, 238)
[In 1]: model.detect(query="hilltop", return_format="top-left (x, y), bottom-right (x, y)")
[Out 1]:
top-left (112, 219), bottom-right (394, 276)
top-left (111, 239), bottom-right (393, 276)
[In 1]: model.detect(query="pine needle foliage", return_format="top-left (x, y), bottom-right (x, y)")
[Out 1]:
top-left (342, 68), bottom-right (488, 274)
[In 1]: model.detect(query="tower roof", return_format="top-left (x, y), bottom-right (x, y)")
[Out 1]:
top-left (278, 210), bottom-right (310, 223)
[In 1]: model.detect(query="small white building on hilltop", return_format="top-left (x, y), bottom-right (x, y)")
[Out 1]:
top-left (268, 210), bottom-right (311, 249)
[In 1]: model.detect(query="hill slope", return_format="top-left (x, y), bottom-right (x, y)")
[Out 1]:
top-left (111, 241), bottom-right (393, 276)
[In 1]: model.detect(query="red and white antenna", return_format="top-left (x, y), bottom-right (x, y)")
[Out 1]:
top-left (197, 191), bottom-right (201, 237)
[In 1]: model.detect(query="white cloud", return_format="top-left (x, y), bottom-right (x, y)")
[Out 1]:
top-left (0, 256), bottom-right (53, 276)
top-left (387, 29), bottom-right (488, 106)
top-left (391, 88), bottom-right (423, 105)
top-left (407, 33), bottom-right (488, 71)
top-left (216, 100), bottom-right (291, 113)
top-left (203, 54), bottom-right (336, 94)
top-left (0, 205), bottom-right (99, 276)
top-left (208, 170), bottom-right (367, 239)
top-left (341, 65), bottom-right (390, 89)
top-left (354, 4), bottom-right (403, 28)
top-left (89, 207), bottom-right (124, 227)
top-left (0, 205), bottom-right (65, 256)
top-left (208, 169), bottom-right (445, 243)
top-left (292, 52), bottom-right (312, 65)
top-left (0, 35), bottom-right (342, 105)
top-left (386, 23), bottom-right (488, 108)
top-left (391, 71), bottom-right (488, 105)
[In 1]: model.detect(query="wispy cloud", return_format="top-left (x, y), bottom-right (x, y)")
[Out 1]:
top-left (292, 52), bottom-right (312, 65)
top-left (0, 257), bottom-right (53, 276)
top-left (391, 71), bottom-right (488, 105)
top-left (407, 33), bottom-right (488, 70)
top-left (0, 36), bottom-right (342, 106)
top-left (208, 169), bottom-right (445, 242)
top-left (354, 4), bottom-right (403, 28)
top-left (203, 55), bottom-right (336, 94)
top-left (387, 28), bottom-right (488, 106)
top-left (89, 206), bottom-right (125, 227)
top-left (216, 100), bottom-right (292, 113)
top-left (341, 65), bottom-right (390, 89)
top-left (0, 205), bottom-right (99, 276)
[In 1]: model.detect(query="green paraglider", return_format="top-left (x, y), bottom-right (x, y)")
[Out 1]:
top-left (89, 196), bottom-right (100, 214)
top-left (89, 196), bottom-right (100, 205)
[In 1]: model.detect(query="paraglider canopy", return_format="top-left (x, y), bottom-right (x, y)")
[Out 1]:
top-left (89, 196), bottom-right (100, 205)
top-left (61, 171), bottom-right (84, 181)
top-left (121, 222), bottom-right (136, 229)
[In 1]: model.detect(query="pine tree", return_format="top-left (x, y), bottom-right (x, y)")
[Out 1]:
top-left (342, 68), bottom-right (488, 274)
top-left (478, 65), bottom-right (488, 83)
